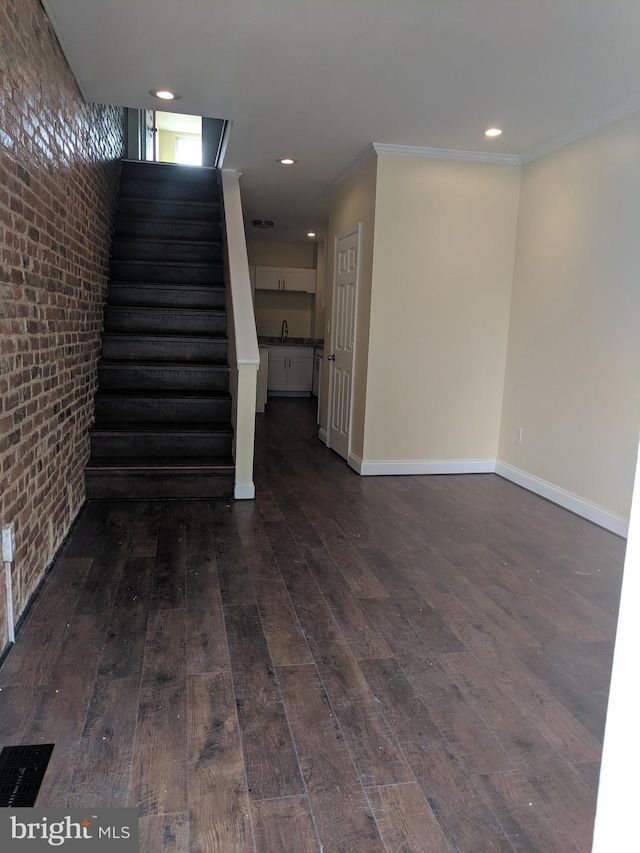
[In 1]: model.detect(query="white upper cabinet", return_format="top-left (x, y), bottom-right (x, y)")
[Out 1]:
top-left (254, 266), bottom-right (315, 293)
top-left (254, 266), bottom-right (281, 290)
top-left (282, 267), bottom-right (316, 293)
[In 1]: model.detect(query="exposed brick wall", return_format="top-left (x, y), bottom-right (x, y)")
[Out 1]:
top-left (0, 0), bottom-right (125, 627)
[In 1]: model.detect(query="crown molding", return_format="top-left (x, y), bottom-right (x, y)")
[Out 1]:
top-left (325, 101), bottom-right (640, 193)
top-left (372, 142), bottom-right (521, 166)
top-left (328, 140), bottom-right (520, 192)
top-left (328, 144), bottom-right (377, 192)
top-left (521, 98), bottom-right (640, 164)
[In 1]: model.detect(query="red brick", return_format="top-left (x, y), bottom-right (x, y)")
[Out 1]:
top-left (0, 0), bottom-right (124, 622)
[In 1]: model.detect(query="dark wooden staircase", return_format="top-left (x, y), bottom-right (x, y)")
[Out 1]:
top-left (85, 160), bottom-right (234, 499)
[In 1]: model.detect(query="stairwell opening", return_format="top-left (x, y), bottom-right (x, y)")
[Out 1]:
top-left (125, 108), bottom-right (226, 168)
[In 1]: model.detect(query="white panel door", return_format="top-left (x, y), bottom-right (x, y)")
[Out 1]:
top-left (328, 229), bottom-right (359, 461)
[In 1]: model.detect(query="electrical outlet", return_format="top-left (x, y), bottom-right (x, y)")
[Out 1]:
top-left (516, 427), bottom-right (523, 445)
top-left (2, 523), bottom-right (15, 563)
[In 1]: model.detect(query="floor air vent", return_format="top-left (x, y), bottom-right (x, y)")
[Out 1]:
top-left (0, 744), bottom-right (54, 806)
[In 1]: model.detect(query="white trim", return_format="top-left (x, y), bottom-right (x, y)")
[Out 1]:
top-left (217, 119), bottom-right (233, 167)
top-left (372, 142), bottom-right (520, 167)
top-left (357, 459), bottom-right (497, 476)
top-left (520, 100), bottom-right (640, 165)
top-left (234, 482), bottom-right (255, 500)
top-left (328, 144), bottom-right (377, 191)
top-left (220, 170), bottom-right (260, 366)
top-left (495, 461), bottom-right (628, 538)
top-left (329, 142), bottom-right (521, 191)
top-left (318, 427), bottom-right (328, 445)
top-left (348, 452), bottom-right (363, 474)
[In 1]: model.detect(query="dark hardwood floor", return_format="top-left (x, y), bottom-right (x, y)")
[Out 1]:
top-left (0, 398), bottom-right (625, 851)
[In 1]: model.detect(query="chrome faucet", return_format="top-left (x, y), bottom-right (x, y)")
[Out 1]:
top-left (281, 319), bottom-right (288, 343)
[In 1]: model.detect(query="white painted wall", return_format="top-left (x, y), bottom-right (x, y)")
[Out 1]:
top-left (499, 112), bottom-right (640, 521)
top-left (362, 155), bottom-right (520, 464)
top-left (247, 241), bottom-right (315, 268)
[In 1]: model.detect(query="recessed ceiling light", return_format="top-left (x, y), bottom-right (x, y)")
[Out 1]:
top-left (485, 127), bottom-right (502, 138)
top-left (307, 232), bottom-right (316, 238)
top-left (277, 158), bottom-right (298, 165)
top-left (150, 89), bottom-right (180, 100)
top-left (252, 219), bottom-right (274, 229)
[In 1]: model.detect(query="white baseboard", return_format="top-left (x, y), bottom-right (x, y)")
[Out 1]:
top-left (348, 452), bottom-right (363, 473)
top-left (495, 461), bottom-right (628, 537)
top-left (318, 428), bottom-right (328, 445)
top-left (356, 458), bottom-right (497, 476)
top-left (234, 482), bottom-right (255, 500)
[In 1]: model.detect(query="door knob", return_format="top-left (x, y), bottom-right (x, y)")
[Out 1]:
top-left (327, 354), bottom-right (336, 361)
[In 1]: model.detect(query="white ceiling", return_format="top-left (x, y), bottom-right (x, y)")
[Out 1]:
top-left (44, 0), bottom-right (640, 243)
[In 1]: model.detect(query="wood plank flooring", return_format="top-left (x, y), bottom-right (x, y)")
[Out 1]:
top-left (0, 398), bottom-right (626, 851)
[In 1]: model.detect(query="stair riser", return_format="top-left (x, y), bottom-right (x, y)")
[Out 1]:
top-left (120, 178), bottom-right (217, 203)
top-left (107, 284), bottom-right (226, 310)
top-left (94, 397), bottom-right (231, 423)
top-left (110, 261), bottom-right (224, 285)
top-left (90, 432), bottom-right (232, 458)
top-left (120, 162), bottom-right (219, 185)
top-left (103, 308), bottom-right (226, 336)
top-left (97, 364), bottom-right (229, 392)
top-left (117, 198), bottom-right (220, 221)
top-left (115, 219), bottom-right (222, 241)
top-left (111, 239), bottom-right (223, 264)
top-left (85, 471), bottom-right (234, 500)
top-left (102, 337), bottom-right (227, 362)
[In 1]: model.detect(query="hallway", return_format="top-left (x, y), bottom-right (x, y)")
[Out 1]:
top-left (0, 398), bottom-right (625, 851)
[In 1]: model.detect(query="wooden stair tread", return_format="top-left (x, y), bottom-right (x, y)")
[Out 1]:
top-left (116, 215), bottom-right (222, 226)
top-left (90, 421), bottom-right (232, 433)
top-left (104, 307), bottom-right (226, 315)
top-left (120, 159), bottom-right (219, 176)
top-left (86, 456), bottom-right (234, 470)
top-left (94, 389), bottom-right (231, 399)
top-left (111, 259), bottom-right (223, 268)
top-left (117, 196), bottom-right (220, 209)
top-left (113, 237), bottom-right (223, 248)
top-left (107, 281), bottom-right (224, 292)
top-left (101, 332), bottom-right (229, 342)
top-left (97, 359), bottom-right (230, 369)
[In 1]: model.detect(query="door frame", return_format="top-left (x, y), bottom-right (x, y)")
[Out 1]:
top-left (327, 224), bottom-right (361, 464)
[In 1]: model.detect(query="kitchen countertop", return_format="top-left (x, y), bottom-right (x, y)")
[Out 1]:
top-left (259, 336), bottom-right (324, 347)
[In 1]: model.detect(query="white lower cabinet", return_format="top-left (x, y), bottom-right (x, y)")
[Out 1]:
top-left (267, 346), bottom-right (313, 395)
